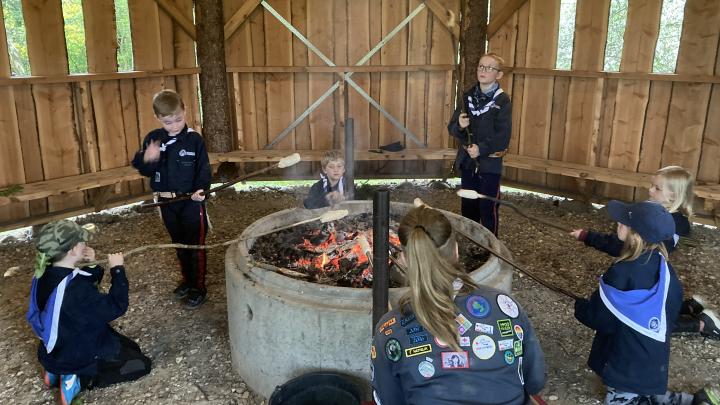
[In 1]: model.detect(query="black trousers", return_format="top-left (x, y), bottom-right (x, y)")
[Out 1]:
top-left (159, 199), bottom-right (209, 292)
top-left (83, 330), bottom-right (151, 389)
top-left (460, 170), bottom-right (501, 236)
top-left (673, 299), bottom-right (700, 333)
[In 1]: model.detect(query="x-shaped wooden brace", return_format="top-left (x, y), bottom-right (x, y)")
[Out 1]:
top-left (262, 0), bottom-right (428, 150)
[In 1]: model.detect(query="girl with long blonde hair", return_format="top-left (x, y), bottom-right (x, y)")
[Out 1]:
top-left (371, 206), bottom-right (546, 405)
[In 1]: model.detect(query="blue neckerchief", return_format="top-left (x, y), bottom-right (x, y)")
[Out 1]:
top-left (26, 268), bottom-right (90, 352)
top-left (599, 253), bottom-right (670, 342)
top-left (468, 83), bottom-right (503, 117)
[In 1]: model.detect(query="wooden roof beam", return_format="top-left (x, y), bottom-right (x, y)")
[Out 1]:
top-left (154, 0), bottom-right (196, 41)
top-left (224, 0), bottom-right (262, 40)
top-left (424, 0), bottom-right (460, 40)
top-left (487, 0), bottom-right (529, 38)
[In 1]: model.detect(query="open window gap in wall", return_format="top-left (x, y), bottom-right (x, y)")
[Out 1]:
top-left (653, 0), bottom-right (685, 73)
top-left (603, 0), bottom-right (628, 72)
top-left (114, 0), bottom-right (133, 72)
top-left (555, 0), bottom-right (576, 70)
top-left (62, 0), bottom-right (88, 74)
top-left (1, 0), bottom-right (30, 76)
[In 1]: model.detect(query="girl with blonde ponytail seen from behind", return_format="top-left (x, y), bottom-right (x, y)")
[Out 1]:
top-left (371, 206), bottom-right (546, 405)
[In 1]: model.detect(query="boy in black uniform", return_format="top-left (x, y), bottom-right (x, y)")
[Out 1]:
top-left (303, 150), bottom-right (347, 209)
top-left (27, 220), bottom-right (151, 405)
top-left (448, 53), bottom-right (512, 236)
top-left (132, 89), bottom-right (211, 308)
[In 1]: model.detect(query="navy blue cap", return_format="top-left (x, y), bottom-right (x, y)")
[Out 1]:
top-left (607, 200), bottom-right (675, 243)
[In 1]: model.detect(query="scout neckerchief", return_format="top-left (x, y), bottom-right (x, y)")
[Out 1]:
top-left (26, 268), bottom-right (91, 352)
top-left (598, 252), bottom-right (670, 342)
top-left (467, 83), bottom-right (503, 117)
top-left (321, 173), bottom-right (345, 195)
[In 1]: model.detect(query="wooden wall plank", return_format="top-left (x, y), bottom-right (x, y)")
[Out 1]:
top-left (173, 0), bottom-right (200, 129)
top-left (379, 0), bottom-right (408, 174)
top-left (307, 0), bottom-right (334, 151)
top-left (0, 2), bottom-right (28, 221)
top-left (595, 78), bottom-right (618, 170)
top-left (225, 0), bottom-right (253, 151)
top-left (661, 0), bottom-right (720, 172)
top-left (14, 87), bottom-right (48, 215)
top-left (546, 76), bottom-right (569, 189)
top-left (605, 0), bottom-right (661, 200)
top-left (405, 1), bottom-right (429, 174)
top-left (250, 7), bottom-right (269, 150)
top-left (369, 0), bottom-right (382, 153)
top-left (128, 0), bottom-right (163, 71)
top-left (264, 0), bottom-right (295, 150)
top-left (516, 0), bottom-right (559, 185)
top-left (697, 40), bottom-right (720, 185)
top-left (504, 1), bottom-right (529, 182)
top-left (118, 79), bottom-right (145, 194)
top-left (82, 0), bottom-right (118, 73)
top-left (561, 0), bottom-right (608, 190)
top-left (24, 0), bottom-right (84, 211)
top-left (333, 0), bottom-right (348, 147)
top-left (347, 0), bottom-right (371, 150)
top-left (291, 0), bottom-right (312, 176)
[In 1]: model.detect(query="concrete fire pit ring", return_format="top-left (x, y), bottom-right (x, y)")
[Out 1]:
top-left (225, 200), bottom-right (513, 398)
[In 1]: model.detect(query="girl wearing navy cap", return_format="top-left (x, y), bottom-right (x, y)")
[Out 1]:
top-left (574, 201), bottom-right (718, 405)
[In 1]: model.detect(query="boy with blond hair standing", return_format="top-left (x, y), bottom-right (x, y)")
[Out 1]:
top-left (132, 89), bottom-right (211, 308)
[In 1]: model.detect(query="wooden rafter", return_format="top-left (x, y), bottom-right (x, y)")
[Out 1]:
top-left (224, 0), bottom-right (262, 40)
top-left (154, 0), bottom-right (197, 41)
top-left (487, 0), bottom-right (529, 38)
top-left (424, 0), bottom-right (460, 40)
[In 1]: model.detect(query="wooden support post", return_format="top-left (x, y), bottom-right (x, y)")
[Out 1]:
top-left (89, 185), bottom-right (114, 212)
top-left (195, 0), bottom-right (233, 153)
top-left (459, 0), bottom-right (488, 92)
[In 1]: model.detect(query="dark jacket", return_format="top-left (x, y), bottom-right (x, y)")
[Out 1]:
top-left (583, 211), bottom-right (690, 256)
top-left (372, 285), bottom-right (545, 405)
top-left (447, 83), bottom-right (512, 175)
top-left (574, 251), bottom-right (683, 395)
top-left (131, 126), bottom-right (211, 194)
top-left (303, 174), bottom-right (345, 209)
top-left (33, 265), bottom-right (129, 376)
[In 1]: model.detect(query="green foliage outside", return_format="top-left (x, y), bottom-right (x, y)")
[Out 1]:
top-left (1, 0), bottom-right (133, 76)
top-left (555, 0), bottom-right (577, 70)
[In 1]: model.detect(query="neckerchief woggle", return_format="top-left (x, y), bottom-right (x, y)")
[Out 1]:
top-left (599, 253), bottom-right (670, 342)
top-left (26, 268), bottom-right (90, 352)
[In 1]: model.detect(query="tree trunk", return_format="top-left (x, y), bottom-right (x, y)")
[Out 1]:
top-left (459, 0), bottom-right (488, 93)
top-left (195, 0), bottom-right (232, 153)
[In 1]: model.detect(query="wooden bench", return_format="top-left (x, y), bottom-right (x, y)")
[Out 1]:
top-left (1, 149), bottom-right (718, 231)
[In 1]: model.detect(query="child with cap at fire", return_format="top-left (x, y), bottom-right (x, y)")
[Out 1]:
top-left (132, 89), bottom-right (211, 308)
top-left (26, 219), bottom-right (151, 405)
top-left (371, 206), bottom-right (546, 405)
top-left (303, 150), bottom-right (347, 209)
top-left (570, 166), bottom-right (719, 340)
top-left (573, 200), bottom-right (719, 405)
top-left (448, 52), bottom-right (512, 236)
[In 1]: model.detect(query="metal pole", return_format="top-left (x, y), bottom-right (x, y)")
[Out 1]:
top-left (344, 118), bottom-right (356, 200)
top-left (372, 189), bottom-right (390, 330)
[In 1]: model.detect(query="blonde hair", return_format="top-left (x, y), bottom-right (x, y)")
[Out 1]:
top-left (481, 52), bottom-right (506, 71)
top-left (152, 89), bottom-right (185, 117)
top-left (655, 166), bottom-right (694, 217)
top-left (321, 150), bottom-right (345, 168)
top-left (617, 226), bottom-right (669, 263)
top-left (398, 207), bottom-right (478, 352)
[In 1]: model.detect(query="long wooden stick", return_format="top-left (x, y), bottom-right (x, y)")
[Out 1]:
top-left (414, 198), bottom-right (579, 299)
top-left (457, 189), bottom-right (572, 233)
top-left (140, 153), bottom-right (301, 209)
top-left (239, 209), bottom-right (349, 241)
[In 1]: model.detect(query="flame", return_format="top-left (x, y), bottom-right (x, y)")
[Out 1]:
top-left (320, 253), bottom-right (329, 267)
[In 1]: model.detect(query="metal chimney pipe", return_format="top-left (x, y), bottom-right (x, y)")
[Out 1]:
top-left (344, 118), bottom-right (356, 200)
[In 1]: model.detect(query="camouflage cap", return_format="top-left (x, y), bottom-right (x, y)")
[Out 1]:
top-left (35, 220), bottom-right (93, 259)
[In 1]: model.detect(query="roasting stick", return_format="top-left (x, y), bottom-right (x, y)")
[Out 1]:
top-left (456, 189), bottom-right (572, 233)
top-left (413, 198), bottom-right (580, 300)
top-left (140, 153), bottom-right (302, 209)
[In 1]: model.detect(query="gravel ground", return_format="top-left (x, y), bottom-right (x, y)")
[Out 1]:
top-left (1, 181), bottom-right (718, 404)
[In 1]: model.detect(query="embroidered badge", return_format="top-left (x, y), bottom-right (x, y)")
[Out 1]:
top-left (475, 323), bottom-right (494, 334)
top-left (409, 334), bottom-right (428, 344)
top-left (513, 340), bottom-right (523, 356)
top-left (371, 345), bottom-right (376, 359)
top-left (434, 337), bottom-right (449, 348)
top-left (514, 325), bottom-right (524, 341)
top-left (379, 317), bottom-right (396, 332)
top-left (456, 314), bottom-right (473, 335)
top-left (385, 338), bottom-right (402, 362)
top-left (405, 344), bottom-right (432, 358)
top-left (497, 294), bottom-right (520, 318)
top-left (504, 350), bottom-right (515, 365)
top-left (498, 339), bottom-right (514, 351)
top-left (418, 360), bottom-right (436, 378)
top-left (466, 295), bottom-right (491, 319)
top-left (383, 328), bottom-right (393, 336)
top-left (497, 319), bottom-right (513, 337)
top-left (649, 317), bottom-right (660, 331)
top-left (400, 314), bottom-right (416, 326)
top-left (472, 335), bottom-right (496, 360)
top-left (442, 351), bottom-right (470, 369)
top-left (459, 336), bottom-right (471, 347)
top-left (406, 325), bottom-right (424, 335)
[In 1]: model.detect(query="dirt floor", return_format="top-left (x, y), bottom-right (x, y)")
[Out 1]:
top-left (1, 181), bottom-right (718, 405)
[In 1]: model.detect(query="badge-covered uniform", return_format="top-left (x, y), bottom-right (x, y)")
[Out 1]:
top-left (371, 285), bottom-right (546, 405)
